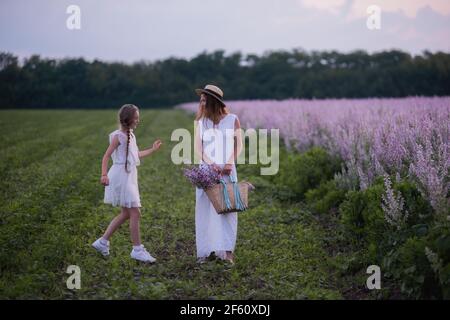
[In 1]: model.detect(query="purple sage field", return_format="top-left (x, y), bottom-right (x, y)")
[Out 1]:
top-left (179, 97), bottom-right (450, 299)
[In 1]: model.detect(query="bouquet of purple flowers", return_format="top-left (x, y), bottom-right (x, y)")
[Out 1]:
top-left (183, 164), bottom-right (222, 190)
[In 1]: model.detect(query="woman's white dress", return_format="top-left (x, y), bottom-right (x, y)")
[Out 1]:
top-left (195, 113), bottom-right (239, 259)
top-left (103, 129), bottom-right (142, 208)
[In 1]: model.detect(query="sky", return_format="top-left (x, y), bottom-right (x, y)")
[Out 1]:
top-left (1, 0), bottom-right (449, 63)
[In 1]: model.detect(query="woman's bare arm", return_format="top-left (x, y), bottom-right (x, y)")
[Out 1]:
top-left (194, 120), bottom-right (216, 165)
top-left (221, 117), bottom-right (243, 175)
top-left (226, 117), bottom-right (243, 165)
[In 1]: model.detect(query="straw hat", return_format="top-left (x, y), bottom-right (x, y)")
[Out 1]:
top-left (195, 84), bottom-right (225, 106)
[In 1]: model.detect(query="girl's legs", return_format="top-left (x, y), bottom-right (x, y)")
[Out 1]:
top-left (102, 207), bottom-right (130, 240)
top-left (128, 207), bottom-right (156, 262)
top-left (129, 207), bottom-right (142, 246)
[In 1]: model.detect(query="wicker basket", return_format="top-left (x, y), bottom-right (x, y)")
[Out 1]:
top-left (205, 180), bottom-right (254, 214)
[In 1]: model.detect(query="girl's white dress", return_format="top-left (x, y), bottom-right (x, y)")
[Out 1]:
top-left (195, 113), bottom-right (239, 259)
top-left (104, 129), bottom-right (142, 208)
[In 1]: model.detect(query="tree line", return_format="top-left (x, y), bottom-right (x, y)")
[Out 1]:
top-left (0, 49), bottom-right (449, 109)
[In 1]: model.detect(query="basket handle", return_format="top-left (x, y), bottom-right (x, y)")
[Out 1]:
top-left (219, 176), bottom-right (247, 211)
top-left (219, 179), bottom-right (232, 210)
top-left (229, 175), bottom-right (247, 211)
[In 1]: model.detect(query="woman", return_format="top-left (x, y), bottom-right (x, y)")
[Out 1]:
top-left (194, 84), bottom-right (243, 264)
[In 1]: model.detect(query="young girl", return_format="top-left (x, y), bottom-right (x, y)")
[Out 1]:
top-left (92, 104), bottom-right (162, 263)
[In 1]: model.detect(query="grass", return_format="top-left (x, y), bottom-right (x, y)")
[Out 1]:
top-left (0, 108), bottom-right (362, 299)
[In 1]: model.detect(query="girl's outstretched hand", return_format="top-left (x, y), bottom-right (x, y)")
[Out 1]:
top-left (101, 175), bottom-right (109, 186)
top-left (152, 139), bottom-right (162, 151)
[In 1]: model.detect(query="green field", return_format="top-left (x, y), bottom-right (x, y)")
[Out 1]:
top-left (0, 109), bottom-right (367, 299)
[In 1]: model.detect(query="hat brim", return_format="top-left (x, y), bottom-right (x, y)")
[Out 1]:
top-left (195, 88), bottom-right (225, 106)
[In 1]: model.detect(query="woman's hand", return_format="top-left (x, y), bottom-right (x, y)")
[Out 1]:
top-left (152, 139), bottom-right (162, 151)
top-left (211, 163), bottom-right (221, 174)
top-left (101, 175), bottom-right (109, 186)
top-left (221, 164), bottom-right (233, 176)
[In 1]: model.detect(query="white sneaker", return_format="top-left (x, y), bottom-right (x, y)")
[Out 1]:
top-left (92, 238), bottom-right (110, 256)
top-left (130, 245), bottom-right (156, 263)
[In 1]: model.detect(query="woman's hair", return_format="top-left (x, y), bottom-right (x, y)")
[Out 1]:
top-left (118, 104), bottom-right (139, 173)
top-left (195, 94), bottom-right (229, 125)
